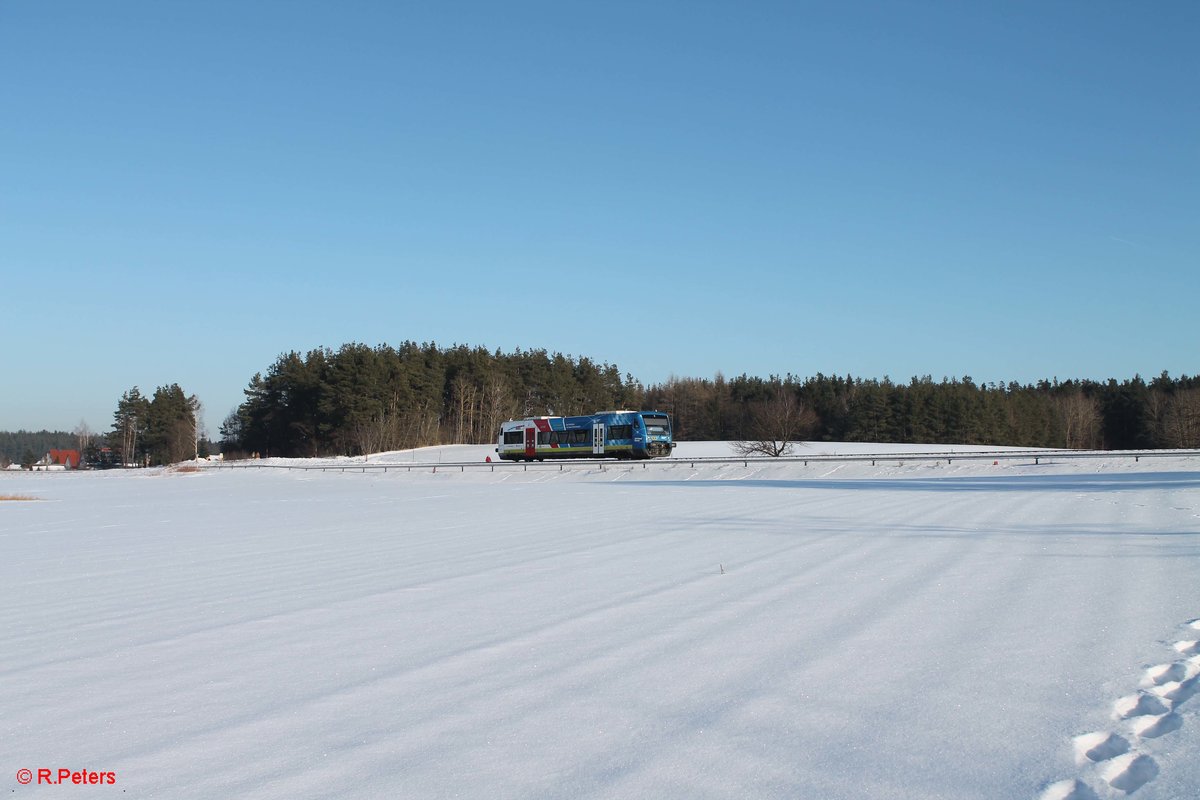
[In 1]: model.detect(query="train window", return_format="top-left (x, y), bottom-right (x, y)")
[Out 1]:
top-left (608, 425), bottom-right (632, 440)
top-left (502, 431), bottom-right (523, 445)
top-left (643, 415), bottom-right (670, 434)
top-left (551, 429), bottom-right (586, 444)
top-left (537, 431), bottom-right (550, 444)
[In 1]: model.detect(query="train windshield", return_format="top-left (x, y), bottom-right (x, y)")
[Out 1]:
top-left (642, 414), bottom-right (670, 435)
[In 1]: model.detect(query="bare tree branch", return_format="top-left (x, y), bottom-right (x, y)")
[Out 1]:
top-left (733, 388), bottom-right (816, 457)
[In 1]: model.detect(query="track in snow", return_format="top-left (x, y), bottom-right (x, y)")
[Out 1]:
top-left (1041, 618), bottom-right (1200, 798)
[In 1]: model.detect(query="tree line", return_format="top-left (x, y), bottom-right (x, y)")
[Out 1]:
top-left (221, 342), bottom-right (638, 458)
top-left (0, 430), bottom-right (80, 468)
top-left (646, 372), bottom-right (1200, 451)
top-left (217, 341), bottom-right (1199, 457)
top-left (4, 347), bottom-right (1196, 467)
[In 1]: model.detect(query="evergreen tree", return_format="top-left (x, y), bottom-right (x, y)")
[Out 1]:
top-left (144, 384), bottom-right (198, 465)
top-left (1099, 378), bottom-right (1155, 449)
top-left (112, 388), bottom-right (150, 465)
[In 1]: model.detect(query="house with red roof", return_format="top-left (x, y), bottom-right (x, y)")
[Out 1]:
top-left (48, 449), bottom-right (82, 469)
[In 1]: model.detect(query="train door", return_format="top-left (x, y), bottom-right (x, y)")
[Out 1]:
top-left (592, 421), bottom-right (605, 455)
top-left (524, 427), bottom-right (536, 459)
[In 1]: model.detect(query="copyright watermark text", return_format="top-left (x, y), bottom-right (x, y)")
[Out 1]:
top-left (16, 768), bottom-right (117, 786)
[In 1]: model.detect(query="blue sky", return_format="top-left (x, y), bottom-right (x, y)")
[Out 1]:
top-left (2, 1), bottom-right (1196, 438)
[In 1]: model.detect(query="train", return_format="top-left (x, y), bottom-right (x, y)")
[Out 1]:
top-left (496, 410), bottom-right (676, 461)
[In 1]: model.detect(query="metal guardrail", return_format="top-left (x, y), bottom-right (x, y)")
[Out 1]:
top-left (193, 448), bottom-right (1200, 474)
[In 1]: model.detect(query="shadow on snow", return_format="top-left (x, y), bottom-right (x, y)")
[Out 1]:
top-left (615, 471), bottom-right (1200, 494)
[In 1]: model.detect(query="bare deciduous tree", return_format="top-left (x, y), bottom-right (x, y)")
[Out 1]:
top-left (450, 374), bottom-right (479, 444)
top-left (1163, 388), bottom-right (1200, 448)
top-left (351, 411), bottom-right (388, 457)
top-left (733, 389), bottom-right (817, 457)
top-left (480, 376), bottom-right (517, 444)
top-left (74, 419), bottom-right (92, 453)
top-left (1055, 393), bottom-right (1100, 449)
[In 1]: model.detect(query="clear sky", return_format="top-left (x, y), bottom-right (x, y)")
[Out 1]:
top-left (2, 1), bottom-right (1196, 438)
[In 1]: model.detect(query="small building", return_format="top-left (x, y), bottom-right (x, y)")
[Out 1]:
top-left (46, 449), bottom-right (83, 469)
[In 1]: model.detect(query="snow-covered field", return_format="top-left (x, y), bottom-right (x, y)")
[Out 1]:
top-left (3, 444), bottom-right (1198, 799)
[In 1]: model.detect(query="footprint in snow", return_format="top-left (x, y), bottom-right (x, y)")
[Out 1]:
top-left (1151, 675), bottom-right (1199, 706)
top-left (1072, 731), bottom-right (1129, 764)
top-left (1112, 692), bottom-right (1169, 720)
top-left (1041, 617), bottom-right (1199, 798)
top-left (1038, 779), bottom-right (1100, 800)
top-left (1100, 752), bottom-right (1159, 793)
top-left (1142, 661), bottom-right (1191, 686)
top-left (1171, 639), bottom-right (1200, 656)
top-left (1129, 711), bottom-right (1183, 739)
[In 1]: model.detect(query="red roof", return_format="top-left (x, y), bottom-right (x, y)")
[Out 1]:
top-left (49, 449), bottom-right (82, 468)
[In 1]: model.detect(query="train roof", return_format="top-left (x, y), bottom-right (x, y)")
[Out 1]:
top-left (502, 410), bottom-right (670, 426)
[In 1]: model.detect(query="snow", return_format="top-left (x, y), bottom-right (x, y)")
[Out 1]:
top-left (2, 445), bottom-right (1198, 799)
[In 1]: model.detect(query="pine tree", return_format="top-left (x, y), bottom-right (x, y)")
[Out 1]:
top-left (144, 384), bottom-right (197, 465)
top-left (112, 388), bottom-right (150, 466)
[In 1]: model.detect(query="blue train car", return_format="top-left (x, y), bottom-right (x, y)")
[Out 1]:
top-left (497, 410), bottom-right (675, 461)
